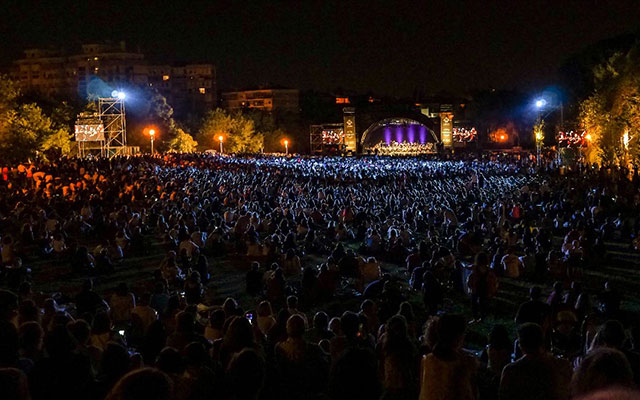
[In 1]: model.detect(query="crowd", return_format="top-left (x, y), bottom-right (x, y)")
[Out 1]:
top-left (0, 153), bottom-right (640, 400)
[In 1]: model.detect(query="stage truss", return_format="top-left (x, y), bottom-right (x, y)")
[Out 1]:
top-left (99, 97), bottom-right (127, 158)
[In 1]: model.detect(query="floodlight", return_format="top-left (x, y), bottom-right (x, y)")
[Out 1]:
top-left (535, 99), bottom-right (546, 108)
top-left (110, 90), bottom-right (126, 100)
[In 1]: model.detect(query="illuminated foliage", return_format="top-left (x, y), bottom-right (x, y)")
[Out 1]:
top-left (0, 77), bottom-right (72, 162)
top-left (167, 126), bottom-right (198, 153)
top-left (579, 44), bottom-right (640, 166)
top-left (534, 119), bottom-right (545, 143)
top-left (198, 108), bottom-right (263, 153)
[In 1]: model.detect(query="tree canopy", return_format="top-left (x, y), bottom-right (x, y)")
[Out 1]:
top-left (198, 109), bottom-right (263, 153)
top-left (167, 126), bottom-right (198, 153)
top-left (579, 42), bottom-right (640, 166)
top-left (0, 76), bottom-right (72, 162)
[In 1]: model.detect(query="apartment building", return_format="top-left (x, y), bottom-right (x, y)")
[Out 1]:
top-left (221, 88), bottom-right (299, 113)
top-left (11, 42), bottom-right (215, 116)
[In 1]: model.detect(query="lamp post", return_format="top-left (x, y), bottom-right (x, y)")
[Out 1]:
top-left (535, 128), bottom-right (543, 166)
top-left (284, 139), bottom-right (289, 155)
top-left (582, 133), bottom-right (592, 164)
top-left (149, 129), bottom-right (155, 155)
top-left (218, 135), bottom-right (224, 153)
top-left (534, 98), bottom-right (548, 167)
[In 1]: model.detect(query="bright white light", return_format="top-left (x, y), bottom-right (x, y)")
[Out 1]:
top-left (623, 129), bottom-right (630, 149)
top-left (110, 90), bottom-right (126, 100)
top-left (535, 99), bottom-right (547, 108)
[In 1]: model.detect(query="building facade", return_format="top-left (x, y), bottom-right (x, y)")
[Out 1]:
top-left (221, 88), bottom-right (299, 113)
top-left (133, 63), bottom-right (215, 116)
top-left (11, 42), bottom-right (215, 117)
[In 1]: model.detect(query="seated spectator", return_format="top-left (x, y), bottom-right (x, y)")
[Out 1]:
top-left (90, 311), bottom-right (115, 352)
top-left (361, 256), bottom-right (381, 284)
top-left (166, 311), bottom-right (208, 352)
top-left (286, 295), bottom-right (308, 327)
top-left (131, 294), bottom-right (158, 336)
top-left (0, 367), bottom-right (31, 400)
top-left (594, 320), bottom-right (640, 385)
top-left (571, 347), bottom-right (635, 398)
top-left (104, 368), bottom-right (173, 400)
top-left (76, 279), bottom-right (109, 318)
top-left (515, 286), bottom-right (551, 330)
top-left (478, 324), bottom-right (511, 400)
top-left (181, 342), bottom-right (217, 399)
top-left (419, 314), bottom-right (477, 400)
top-left (377, 314), bottom-right (418, 398)
top-left (256, 301), bottom-right (276, 337)
top-left (204, 308), bottom-right (225, 342)
top-left (183, 271), bottom-right (203, 305)
top-left (225, 349), bottom-right (265, 400)
top-left (246, 261), bottom-right (263, 296)
top-left (275, 314), bottom-right (329, 398)
top-left (501, 247), bottom-right (523, 278)
top-left (282, 249), bottom-right (302, 276)
top-left (500, 323), bottom-right (572, 400)
top-left (305, 311), bottom-right (334, 345)
top-left (110, 283), bottom-right (136, 328)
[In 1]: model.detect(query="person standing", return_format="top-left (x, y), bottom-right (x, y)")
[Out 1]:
top-left (467, 252), bottom-right (498, 322)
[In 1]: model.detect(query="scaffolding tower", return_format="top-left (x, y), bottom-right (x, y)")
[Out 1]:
top-left (310, 125), bottom-right (324, 154)
top-left (99, 97), bottom-right (127, 158)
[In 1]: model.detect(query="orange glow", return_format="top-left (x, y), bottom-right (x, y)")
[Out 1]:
top-left (585, 133), bottom-right (592, 141)
top-left (149, 129), bottom-right (156, 136)
top-left (335, 97), bottom-right (350, 104)
top-left (218, 135), bottom-right (223, 142)
top-left (284, 140), bottom-right (289, 146)
top-left (499, 134), bottom-right (506, 141)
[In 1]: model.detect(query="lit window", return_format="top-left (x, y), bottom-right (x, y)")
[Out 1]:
top-left (163, 75), bottom-right (170, 81)
top-left (199, 87), bottom-right (206, 94)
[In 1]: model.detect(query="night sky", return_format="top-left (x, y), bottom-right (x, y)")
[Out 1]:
top-left (1, 0), bottom-right (639, 97)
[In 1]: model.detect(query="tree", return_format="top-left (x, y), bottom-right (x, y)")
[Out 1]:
top-left (198, 109), bottom-right (263, 153)
top-left (0, 76), bottom-right (73, 162)
top-left (579, 43), bottom-right (640, 166)
top-left (41, 128), bottom-right (73, 159)
top-left (0, 104), bottom-right (70, 162)
top-left (167, 127), bottom-right (198, 153)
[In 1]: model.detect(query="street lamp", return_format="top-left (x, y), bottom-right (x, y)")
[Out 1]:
top-left (218, 135), bottom-right (224, 153)
top-left (284, 139), bottom-right (289, 155)
top-left (149, 129), bottom-right (156, 154)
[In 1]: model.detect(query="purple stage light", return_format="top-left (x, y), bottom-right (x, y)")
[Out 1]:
top-left (395, 125), bottom-right (403, 143)
top-left (419, 125), bottom-right (427, 144)
top-left (407, 124), bottom-right (416, 143)
top-left (384, 126), bottom-right (392, 145)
